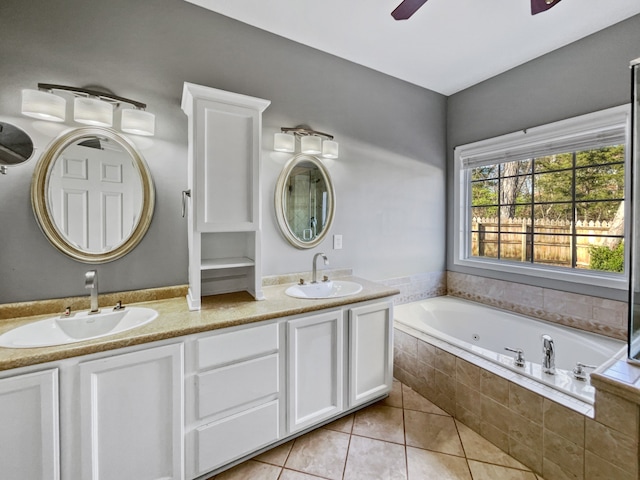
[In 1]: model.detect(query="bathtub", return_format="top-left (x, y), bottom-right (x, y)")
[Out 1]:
top-left (394, 296), bottom-right (625, 404)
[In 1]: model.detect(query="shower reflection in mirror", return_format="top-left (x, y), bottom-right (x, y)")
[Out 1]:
top-left (275, 154), bottom-right (336, 249)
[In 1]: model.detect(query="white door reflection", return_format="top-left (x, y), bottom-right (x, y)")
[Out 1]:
top-left (48, 138), bottom-right (141, 253)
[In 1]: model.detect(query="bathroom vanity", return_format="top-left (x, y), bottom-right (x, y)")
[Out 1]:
top-left (0, 278), bottom-right (396, 480)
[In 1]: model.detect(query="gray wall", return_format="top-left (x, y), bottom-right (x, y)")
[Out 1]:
top-left (0, 0), bottom-right (446, 303)
top-left (446, 14), bottom-right (640, 301)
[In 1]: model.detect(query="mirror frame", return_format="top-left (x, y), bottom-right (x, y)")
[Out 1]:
top-left (274, 154), bottom-right (336, 249)
top-left (31, 126), bottom-right (155, 263)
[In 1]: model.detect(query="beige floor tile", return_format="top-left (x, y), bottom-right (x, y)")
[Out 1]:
top-left (279, 469), bottom-right (329, 480)
top-left (213, 460), bottom-right (281, 480)
top-left (352, 404), bottom-right (405, 444)
top-left (381, 379), bottom-right (403, 408)
top-left (343, 435), bottom-right (407, 480)
top-left (456, 421), bottom-right (528, 470)
top-left (285, 428), bottom-right (350, 480)
top-left (405, 410), bottom-right (465, 456)
top-left (324, 414), bottom-right (355, 434)
top-left (402, 384), bottom-right (449, 415)
top-left (254, 440), bottom-right (294, 466)
top-left (467, 460), bottom-right (537, 480)
top-left (406, 447), bottom-right (472, 480)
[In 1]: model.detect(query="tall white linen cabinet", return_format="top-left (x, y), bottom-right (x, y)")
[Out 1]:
top-left (181, 83), bottom-right (271, 310)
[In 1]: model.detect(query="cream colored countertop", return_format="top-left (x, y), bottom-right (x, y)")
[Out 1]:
top-left (0, 277), bottom-right (398, 371)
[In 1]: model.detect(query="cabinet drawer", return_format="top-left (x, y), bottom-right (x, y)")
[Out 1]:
top-left (197, 354), bottom-right (278, 419)
top-left (197, 322), bottom-right (278, 369)
top-left (195, 400), bottom-right (279, 475)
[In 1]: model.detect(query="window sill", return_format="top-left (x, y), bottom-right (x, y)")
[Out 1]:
top-left (453, 256), bottom-right (628, 291)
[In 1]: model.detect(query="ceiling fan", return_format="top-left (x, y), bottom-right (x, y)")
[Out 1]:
top-left (392, 0), bottom-right (562, 20)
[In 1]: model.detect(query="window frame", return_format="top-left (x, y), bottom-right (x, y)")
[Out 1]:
top-left (453, 105), bottom-right (631, 290)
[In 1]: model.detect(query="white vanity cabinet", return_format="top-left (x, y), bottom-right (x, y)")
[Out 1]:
top-left (287, 309), bottom-right (344, 433)
top-left (77, 343), bottom-right (184, 480)
top-left (185, 321), bottom-right (283, 478)
top-left (181, 83), bottom-right (271, 309)
top-left (347, 301), bottom-right (393, 408)
top-left (0, 368), bottom-right (59, 480)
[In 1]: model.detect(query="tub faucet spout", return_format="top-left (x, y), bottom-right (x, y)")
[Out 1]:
top-left (542, 334), bottom-right (555, 375)
top-left (85, 270), bottom-right (100, 314)
top-left (312, 253), bottom-right (328, 283)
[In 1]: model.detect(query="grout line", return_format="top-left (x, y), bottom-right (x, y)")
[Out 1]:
top-left (341, 429), bottom-right (353, 480)
top-left (402, 384), bottom-right (409, 480)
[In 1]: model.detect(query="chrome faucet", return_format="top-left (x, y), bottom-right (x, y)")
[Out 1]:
top-left (542, 334), bottom-right (555, 375)
top-left (312, 253), bottom-right (329, 283)
top-left (85, 270), bottom-right (100, 314)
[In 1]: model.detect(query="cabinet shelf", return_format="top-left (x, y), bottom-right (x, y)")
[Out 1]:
top-left (201, 257), bottom-right (255, 271)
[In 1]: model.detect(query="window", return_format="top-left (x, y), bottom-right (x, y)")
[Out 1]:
top-left (454, 105), bottom-right (630, 289)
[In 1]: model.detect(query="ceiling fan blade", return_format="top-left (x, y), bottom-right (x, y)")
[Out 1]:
top-left (531, 0), bottom-right (562, 15)
top-left (391, 0), bottom-right (429, 20)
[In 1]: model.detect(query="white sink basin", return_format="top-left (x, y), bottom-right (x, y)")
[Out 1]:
top-left (285, 280), bottom-right (363, 299)
top-left (0, 307), bottom-right (158, 349)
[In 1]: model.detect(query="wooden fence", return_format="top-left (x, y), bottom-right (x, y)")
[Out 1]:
top-left (471, 217), bottom-right (614, 268)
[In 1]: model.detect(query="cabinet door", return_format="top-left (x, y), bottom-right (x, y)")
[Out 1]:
top-left (0, 369), bottom-right (59, 480)
top-left (79, 344), bottom-right (184, 480)
top-left (194, 100), bottom-right (260, 232)
top-left (348, 302), bottom-right (393, 407)
top-left (287, 310), bottom-right (344, 433)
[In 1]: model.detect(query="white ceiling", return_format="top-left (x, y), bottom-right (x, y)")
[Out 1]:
top-left (185, 0), bottom-right (640, 96)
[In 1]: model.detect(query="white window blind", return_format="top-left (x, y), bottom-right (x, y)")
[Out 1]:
top-left (458, 105), bottom-right (629, 170)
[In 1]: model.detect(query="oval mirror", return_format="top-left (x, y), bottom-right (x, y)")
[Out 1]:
top-left (275, 154), bottom-right (335, 249)
top-left (31, 127), bottom-right (155, 263)
top-left (0, 122), bottom-right (35, 171)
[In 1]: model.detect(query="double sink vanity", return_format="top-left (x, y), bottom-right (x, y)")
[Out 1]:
top-left (0, 276), bottom-right (397, 480)
top-left (0, 82), bottom-right (398, 480)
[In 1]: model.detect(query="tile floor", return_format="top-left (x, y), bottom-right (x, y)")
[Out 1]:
top-left (209, 380), bottom-right (545, 480)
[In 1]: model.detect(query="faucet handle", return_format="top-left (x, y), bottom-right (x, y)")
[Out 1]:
top-left (323, 275), bottom-right (330, 282)
top-left (504, 347), bottom-right (526, 367)
top-left (572, 362), bottom-right (597, 381)
top-left (113, 300), bottom-right (125, 311)
top-left (299, 278), bottom-right (305, 286)
top-left (63, 306), bottom-right (72, 317)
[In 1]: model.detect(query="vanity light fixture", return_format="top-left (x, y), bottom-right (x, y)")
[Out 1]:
top-left (274, 126), bottom-right (339, 159)
top-left (73, 96), bottom-right (113, 127)
top-left (21, 89), bottom-right (66, 122)
top-left (21, 84), bottom-right (156, 136)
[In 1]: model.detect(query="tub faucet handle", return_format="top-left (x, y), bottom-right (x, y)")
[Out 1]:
top-left (572, 362), bottom-right (597, 381)
top-left (504, 347), bottom-right (525, 367)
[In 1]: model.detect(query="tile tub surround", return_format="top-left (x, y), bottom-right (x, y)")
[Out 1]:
top-left (394, 326), bottom-right (640, 480)
top-left (447, 271), bottom-right (627, 340)
top-left (0, 276), bottom-right (398, 371)
top-left (379, 271), bottom-right (447, 305)
top-left (209, 380), bottom-right (544, 480)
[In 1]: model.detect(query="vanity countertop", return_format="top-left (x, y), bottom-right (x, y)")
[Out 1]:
top-left (0, 276), bottom-right (399, 371)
